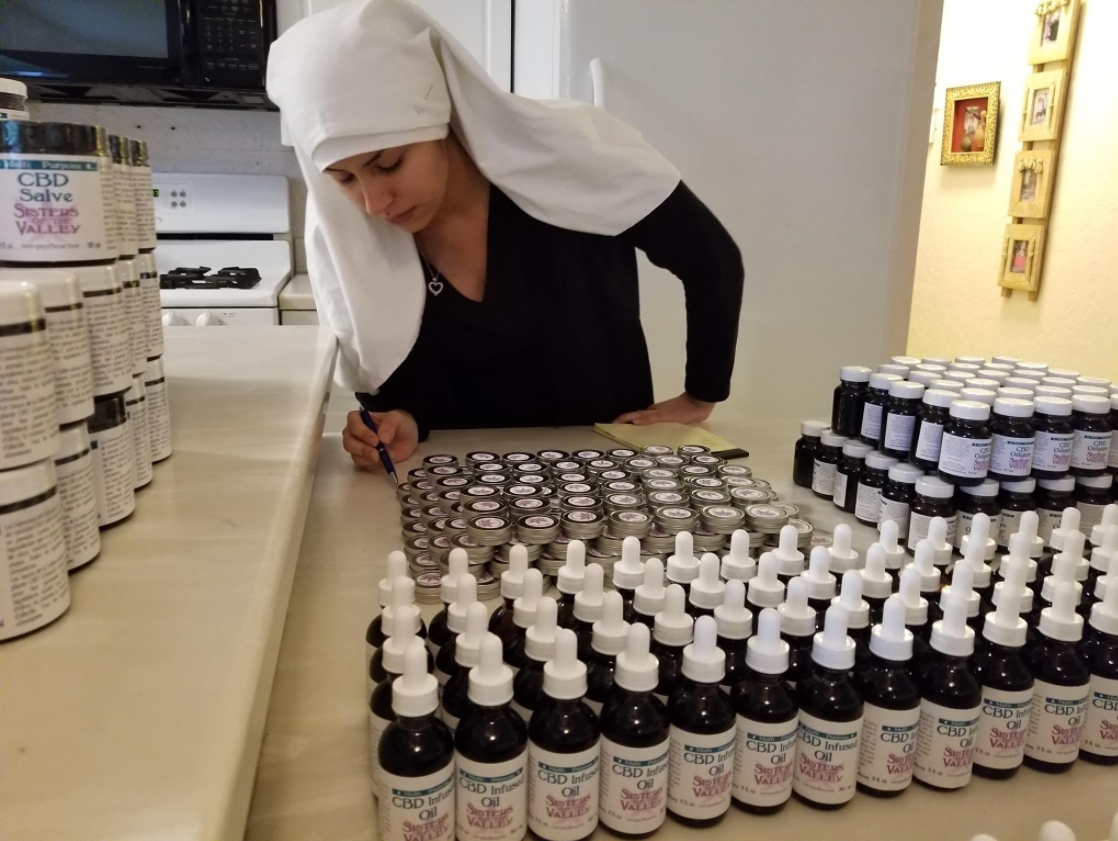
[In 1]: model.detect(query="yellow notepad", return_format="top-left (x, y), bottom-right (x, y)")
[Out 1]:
top-left (593, 422), bottom-right (739, 454)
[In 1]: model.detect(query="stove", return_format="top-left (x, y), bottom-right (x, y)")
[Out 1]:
top-left (160, 267), bottom-right (262, 290)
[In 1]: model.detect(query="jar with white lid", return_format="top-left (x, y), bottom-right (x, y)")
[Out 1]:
top-left (116, 257), bottom-right (148, 374)
top-left (911, 389), bottom-right (956, 472)
top-left (1070, 395), bottom-right (1111, 476)
top-left (125, 373), bottom-right (153, 489)
top-left (1035, 477), bottom-right (1076, 546)
top-left (959, 387), bottom-right (997, 407)
top-left (812, 430), bottom-right (847, 499)
top-left (1031, 396), bottom-right (1075, 479)
top-left (991, 356), bottom-right (1021, 367)
top-left (1016, 361), bottom-right (1048, 375)
top-left (859, 373), bottom-right (901, 446)
top-left (130, 139), bottom-right (157, 251)
top-left (88, 390), bottom-right (136, 527)
top-left (937, 400), bottom-right (992, 486)
top-left (1004, 377), bottom-right (1038, 393)
top-left (954, 480), bottom-right (1000, 550)
top-left (977, 369), bottom-right (1009, 385)
top-left (0, 78), bottom-right (29, 120)
top-left (1075, 474), bottom-right (1113, 534)
top-left (0, 457), bottom-right (70, 640)
top-left (882, 462), bottom-right (923, 541)
top-left (108, 135), bottom-right (138, 258)
top-left (996, 478), bottom-right (1036, 549)
top-left (53, 421), bottom-right (101, 570)
top-left (0, 121), bottom-right (119, 262)
top-left (143, 355), bottom-right (173, 463)
top-left (988, 398), bottom-right (1035, 482)
top-left (907, 476), bottom-right (957, 552)
top-left (0, 280), bottom-right (59, 470)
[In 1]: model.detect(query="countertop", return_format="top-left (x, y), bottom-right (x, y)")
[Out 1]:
top-left (279, 273), bottom-right (316, 310)
top-left (247, 420), bottom-right (1118, 841)
top-left (1, 327), bottom-right (337, 841)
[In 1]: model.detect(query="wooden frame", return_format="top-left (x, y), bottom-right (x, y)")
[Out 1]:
top-left (1000, 223), bottom-right (1046, 292)
top-left (1009, 150), bottom-right (1055, 219)
top-left (941, 81), bottom-right (1001, 166)
top-left (1029, 0), bottom-right (1080, 65)
top-left (1020, 69), bottom-right (1066, 142)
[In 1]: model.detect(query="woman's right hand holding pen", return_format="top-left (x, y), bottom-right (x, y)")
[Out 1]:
top-left (343, 409), bottom-right (419, 471)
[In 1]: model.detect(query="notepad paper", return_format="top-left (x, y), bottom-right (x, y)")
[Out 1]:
top-left (593, 422), bottom-right (739, 454)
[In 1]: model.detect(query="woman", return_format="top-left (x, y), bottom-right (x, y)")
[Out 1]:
top-left (268, 0), bottom-right (743, 471)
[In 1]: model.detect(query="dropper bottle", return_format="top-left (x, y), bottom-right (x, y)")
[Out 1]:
top-left (440, 601), bottom-right (488, 733)
top-left (573, 562), bottom-right (605, 660)
top-left (992, 547), bottom-right (1037, 625)
top-left (1090, 503), bottom-right (1118, 548)
top-left (377, 640), bottom-right (456, 841)
top-left (689, 553), bottom-right (726, 619)
top-left (960, 512), bottom-right (997, 606)
top-left (369, 599), bottom-right (420, 794)
top-left (367, 551), bottom-right (427, 661)
top-left (898, 565), bottom-right (933, 674)
top-left (906, 539), bottom-right (943, 637)
top-left (503, 568), bottom-right (543, 674)
top-left (877, 519), bottom-right (907, 585)
top-left (612, 536), bottom-right (645, 621)
top-left (748, 552), bottom-right (785, 634)
top-left (455, 633), bottom-right (529, 841)
top-left (653, 583), bottom-right (694, 705)
top-left (855, 594), bottom-right (920, 796)
top-left (370, 577), bottom-right (433, 692)
top-left (772, 524), bottom-right (805, 585)
top-left (666, 531), bottom-right (699, 596)
top-left (1085, 523), bottom-right (1118, 603)
top-left (802, 546), bottom-right (837, 629)
top-left (512, 596), bottom-right (558, 723)
top-left (833, 570), bottom-right (871, 664)
top-left (715, 579), bottom-right (752, 694)
top-left (598, 623), bottom-right (670, 837)
top-left (1024, 581), bottom-right (1090, 772)
top-left (1080, 559), bottom-right (1118, 764)
top-left (792, 605), bottom-right (863, 809)
top-left (731, 608), bottom-right (797, 814)
top-left (585, 591), bottom-right (629, 716)
top-left (912, 591), bottom-right (981, 790)
top-left (929, 558), bottom-right (983, 635)
top-left (666, 616), bottom-right (736, 827)
top-left (429, 548), bottom-right (469, 657)
top-left (632, 558), bottom-right (666, 630)
top-left (555, 540), bottom-right (587, 630)
top-left (721, 529), bottom-right (757, 584)
top-left (435, 573), bottom-right (477, 690)
top-left (778, 576), bottom-right (817, 687)
top-left (995, 527), bottom-right (1041, 596)
top-left (860, 544), bottom-right (894, 624)
top-left (827, 524), bottom-right (860, 574)
top-left (1030, 532), bottom-right (1087, 626)
top-left (527, 629), bottom-right (601, 841)
top-left (488, 543), bottom-right (528, 642)
top-left (1050, 506), bottom-right (1082, 553)
top-left (971, 564), bottom-right (1032, 778)
top-left (926, 516), bottom-right (955, 569)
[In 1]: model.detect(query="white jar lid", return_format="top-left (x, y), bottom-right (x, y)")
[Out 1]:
top-left (997, 387), bottom-right (1034, 401)
top-left (922, 357), bottom-right (951, 366)
top-left (966, 378), bottom-right (1001, 391)
top-left (0, 457), bottom-right (57, 509)
top-left (908, 371), bottom-right (938, 387)
top-left (978, 369), bottom-right (1009, 381)
top-left (943, 370), bottom-right (971, 383)
top-left (992, 355), bottom-right (1022, 365)
top-left (820, 431), bottom-right (848, 448)
top-left (1034, 395), bottom-right (1072, 416)
top-left (1078, 375), bottom-right (1111, 387)
top-left (0, 78), bottom-right (27, 97)
top-left (1016, 361), bottom-right (1048, 372)
top-left (1042, 377), bottom-right (1077, 388)
top-left (1013, 369), bottom-right (1046, 381)
top-left (922, 389), bottom-right (956, 408)
top-left (1077, 474), bottom-right (1114, 489)
top-left (1001, 478), bottom-right (1036, 494)
top-left (1004, 377), bottom-right (1038, 391)
top-left (889, 381), bottom-right (924, 400)
top-left (839, 365), bottom-right (871, 383)
top-left (931, 379), bottom-right (963, 393)
top-left (960, 387), bottom-right (996, 406)
top-left (916, 476), bottom-right (954, 499)
top-left (1038, 477), bottom-right (1076, 492)
top-left (1072, 394), bottom-right (1109, 414)
top-left (888, 463), bottom-right (923, 483)
top-left (0, 279), bottom-right (45, 327)
top-left (892, 356), bottom-right (922, 366)
top-left (144, 355), bottom-right (165, 383)
top-left (961, 479), bottom-right (999, 497)
top-left (878, 364), bottom-right (910, 377)
top-left (0, 269), bottom-right (83, 310)
top-left (949, 400), bottom-right (991, 421)
top-left (842, 440), bottom-right (873, 458)
top-left (800, 420), bottom-right (827, 436)
top-left (1073, 385), bottom-right (1109, 398)
top-left (1036, 386), bottom-right (1072, 400)
top-left (952, 362), bottom-right (981, 373)
top-left (870, 372), bottom-right (901, 390)
top-left (956, 356), bottom-right (986, 365)
top-left (56, 421), bottom-right (91, 460)
top-left (993, 397), bottom-right (1034, 418)
top-left (865, 451), bottom-right (898, 470)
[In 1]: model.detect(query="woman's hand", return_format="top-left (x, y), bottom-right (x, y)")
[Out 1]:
top-left (613, 393), bottom-right (716, 426)
top-left (343, 409), bottom-right (419, 470)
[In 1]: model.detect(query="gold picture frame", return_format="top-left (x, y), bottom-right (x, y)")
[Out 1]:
top-left (1020, 69), bottom-right (1066, 142)
top-left (999, 223), bottom-right (1046, 292)
top-left (1029, 0), bottom-right (1080, 65)
top-left (1009, 150), bottom-right (1055, 218)
top-left (941, 82), bottom-right (1001, 166)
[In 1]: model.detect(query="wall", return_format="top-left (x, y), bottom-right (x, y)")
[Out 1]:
top-left (907, 0), bottom-right (1118, 379)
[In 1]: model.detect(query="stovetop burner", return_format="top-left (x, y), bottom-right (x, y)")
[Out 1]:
top-left (160, 266), bottom-right (262, 290)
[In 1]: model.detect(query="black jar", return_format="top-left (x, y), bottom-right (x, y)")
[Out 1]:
top-left (996, 478), bottom-right (1036, 549)
top-left (989, 398), bottom-right (1035, 482)
top-left (832, 366), bottom-right (871, 438)
top-left (1070, 395), bottom-right (1112, 477)
top-left (1108, 395), bottom-right (1118, 477)
top-left (812, 430), bottom-right (847, 500)
top-left (1031, 396), bottom-right (1075, 480)
top-left (907, 476), bottom-right (956, 552)
top-left (937, 400), bottom-right (992, 487)
top-left (879, 381), bottom-right (924, 459)
top-left (1076, 474), bottom-right (1114, 536)
top-left (954, 480), bottom-right (1000, 552)
top-left (1036, 477), bottom-right (1076, 547)
top-left (793, 420), bottom-right (826, 488)
top-left (833, 440), bottom-right (872, 513)
top-left (881, 463), bottom-right (922, 544)
top-left (859, 373), bottom-right (901, 446)
top-left (910, 389), bottom-right (956, 472)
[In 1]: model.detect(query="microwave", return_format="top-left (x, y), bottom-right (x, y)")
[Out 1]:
top-left (0, 0), bottom-right (277, 109)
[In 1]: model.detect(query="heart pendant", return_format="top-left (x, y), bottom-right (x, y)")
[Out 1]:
top-left (428, 279), bottom-right (444, 296)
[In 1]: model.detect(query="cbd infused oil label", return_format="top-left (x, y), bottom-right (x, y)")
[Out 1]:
top-left (791, 712), bottom-right (862, 805)
top-left (667, 725), bottom-right (734, 820)
top-left (379, 765), bottom-right (456, 841)
top-left (1082, 676), bottom-right (1118, 759)
top-left (455, 752), bottom-right (528, 841)
top-left (527, 743), bottom-right (600, 841)
top-left (912, 701), bottom-right (980, 788)
top-left (1025, 680), bottom-right (1089, 764)
top-left (857, 704), bottom-right (920, 792)
top-left (598, 737), bottom-right (669, 834)
top-left (973, 686), bottom-right (1032, 770)
top-left (732, 715), bottom-right (796, 808)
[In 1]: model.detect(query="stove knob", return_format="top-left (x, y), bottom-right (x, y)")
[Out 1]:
top-left (162, 312), bottom-right (189, 326)
top-left (195, 311), bottom-right (226, 327)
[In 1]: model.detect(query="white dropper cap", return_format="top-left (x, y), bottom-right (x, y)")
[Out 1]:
top-left (899, 566), bottom-right (928, 626)
top-left (721, 529), bottom-right (757, 582)
top-left (1059, 529), bottom-right (1090, 582)
top-left (927, 517), bottom-right (954, 567)
top-left (382, 574), bottom-right (418, 632)
top-left (392, 639), bottom-right (439, 718)
top-left (961, 511), bottom-right (997, 566)
top-left (613, 536), bottom-right (645, 590)
top-left (442, 548), bottom-right (469, 604)
top-left (501, 544), bottom-right (529, 600)
top-left (1091, 505), bottom-right (1118, 547)
top-left (593, 591), bottom-right (629, 656)
top-left (525, 597), bottom-right (559, 662)
top-left (634, 558), bottom-right (666, 617)
top-left (812, 605), bottom-right (856, 670)
top-left (1090, 524), bottom-right (1118, 573)
top-left (941, 559), bottom-right (980, 619)
top-left (455, 602), bottom-right (489, 668)
top-left (574, 563), bottom-right (605, 623)
top-left (832, 569), bottom-right (870, 630)
top-left (667, 531), bottom-right (699, 584)
top-left (1041, 533), bottom-right (1086, 605)
top-left (802, 546), bottom-right (837, 601)
top-left (1037, 821), bottom-right (1076, 841)
top-left (557, 540), bottom-right (587, 594)
top-left (748, 552), bottom-right (785, 610)
top-left (828, 524), bottom-right (860, 573)
top-left (779, 576), bottom-right (817, 637)
top-left (870, 594), bottom-right (914, 661)
top-left (1089, 559), bottom-right (1118, 637)
top-left (715, 579), bottom-right (753, 641)
top-left (772, 525), bottom-right (805, 576)
top-left (1015, 510), bottom-right (1045, 558)
top-left (877, 519), bottom-right (906, 571)
top-left (382, 596), bottom-right (420, 676)
top-left (1007, 533), bottom-right (1040, 583)
top-left (860, 545), bottom-right (893, 600)
top-left (615, 622), bottom-right (659, 693)
top-left (655, 583), bottom-right (695, 646)
top-left (931, 591), bottom-right (975, 657)
top-left (513, 568), bottom-right (544, 629)
top-left (1051, 507), bottom-right (1081, 552)
top-left (690, 553), bottom-right (727, 610)
top-left (982, 558), bottom-right (1027, 648)
top-left (1040, 581), bottom-right (1084, 642)
top-left (747, 608), bottom-right (789, 674)
top-left (447, 573), bottom-right (478, 634)
top-left (682, 615), bottom-right (725, 684)
top-left (544, 629), bottom-right (586, 699)
top-left (469, 633), bottom-right (515, 706)
top-left (379, 551), bottom-right (408, 607)
top-left (961, 520), bottom-right (993, 590)
top-left (910, 539), bottom-right (943, 593)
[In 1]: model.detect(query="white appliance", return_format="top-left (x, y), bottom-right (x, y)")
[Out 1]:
top-left (153, 173), bottom-right (293, 326)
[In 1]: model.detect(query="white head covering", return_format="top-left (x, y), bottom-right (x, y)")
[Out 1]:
top-left (268, 0), bottom-right (679, 392)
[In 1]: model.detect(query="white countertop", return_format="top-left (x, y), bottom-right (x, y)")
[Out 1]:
top-left (279, 273), bottom-right (316, 310)
top-left (247, 420), bottom-right (1118, 841)
top-left (0, 327), bottom-right (337, 841)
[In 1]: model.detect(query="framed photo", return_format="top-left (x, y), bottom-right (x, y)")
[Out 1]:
top-left (1009, 150), bottom-right (1055, 219)
top-left (1020, 69), bottom-right (1066, 142)
top-left (999, 223), bottom-right (1046, 292)
top-left (1029, 0), bottom-right (1080, 65)
top-left (940, 81), bottom-right (1001, 166)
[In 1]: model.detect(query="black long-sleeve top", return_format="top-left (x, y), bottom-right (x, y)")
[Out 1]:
top-left (360, 181), bottom-right (743, 437)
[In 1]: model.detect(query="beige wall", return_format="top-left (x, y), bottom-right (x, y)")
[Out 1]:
top-left (907, 0), bottom-right (1118, 379)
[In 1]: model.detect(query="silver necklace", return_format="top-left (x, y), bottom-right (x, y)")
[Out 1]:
top-left (420, 255), bottom-right (444, 297)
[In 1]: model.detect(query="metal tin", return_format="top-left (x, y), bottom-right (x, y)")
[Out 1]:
top-left (724, 476), bottom-right (757, 488)
top-left (415, 571), bottom-right (444, 604)
top-left (809, 529), bottom-right (834, 552)
top-left (557, 472), bottom-right (590, 484)
top-left (429, 534), bottom-right (452, 563)
top-left (419, 491), bottom-right (441, 506)
top-left (423, 454), bottom-right (459, 469)
top-left (787, 517), bottom-right (815, 549)
top-left (401, 521), bottom-right (428, 540)
top-left (603, 480), bottom-right (641, 495)
top-left (594, 533), bottom-right (626, 556)
top-left (699, 504), bottom-right (746, 534)
top-left (560, 494), bottom-right (604, 516)
top-left (684, 476), bottom-right (727, 491)
top-left (603, 448), bottom-right (636, 461)
top-left (648, 490), bottom-right (687, 509)
top-left (597, 469), bottom-right (632, 482)
top-left (403, 536), bottom-right (429, 560)
top-left (515, 461), bottom-right (545, 473)
top-left (689, 488), bottom-right (733, 507)
top-left (426, 466), bottom-right (462, 480)
top-left (559, 481), bottom-right (598, 498)
top-left (503, 483), bottom-right (543, 499)
top-left (718, 464), bottom-right (752, 478)
top-left (474, 462), bottom-right (507, 474)
top-left (643, 478), bottom-right (683, 492)
top-left (653, 506), bottom-right (699, 533)
top-left (501, 451), bottom-right (535, 467)
top-left (516, 513), bottom-right (561, 544)
top-left (750, 479), bottom-right (772, 490)
top-left (573, 449), bottom-right (606, 462)
top-left (641, 525), bottom-right (677, 555)
top-left (744, 503), bottom-right (790, 534)
top-left (395, 482), bottom-right (414, 503)
top-left (450, 532), bottom-right (497, 563)
top-left (407, 468), bottom-right (427, 483)
top-left (561, 509), bottom-right (605, 540)
top-left (771, 502), bottom-right (801, 520)
top-left (461, 485), bottom-right (502, 502)
top-left (677, 445), bottom-right (711, 456)
top-left (444, 517), bottom-right (468, 539)
top-left (435, 476), bottom-right (471, 491)
top-left (552, 461), bottom-right (582, 473)
top-left (420, 504), bottom-right (447, 525)
top-left (536, 449), bottom-right (570, 464)
top-left (605, 509), bottom-right (653, 539)
top-left (400, 495), bottom-right (423, 509)
top-left (655, 455), bottom-right (687, 468)
top-left (468, 514), bottom-right (513, 546)
top-left (586, 458), bottom-right (619, 473)
top-left (514, 473), bottom-right (548, 485)
top-left (401, 506), bottom-right (423, 524)
top-left (693, 525), bottom-right (729, 552)
top-left (508, 496), bottom-right (550, 517)
top-left (641, 445), bottom-right (674, 456)
top-left (463, 498), bottom-right (508, 519)
top-left (690, 454), bottom-right (724, 467)
top-left (642, 468), bottom-right (679, 481)
top-left (437, 490), bottom-right (462, 510)
top-left (730, 486), bottom-right (774, 507)
top-left (679, 464), bottom-right (714, 477)
top-left (410, 553), bottom-right (439, 577)
top-left (477, 473), bottom-right (510, 485)
top-left (466, 451), bottom-right (501, 467)
top-left (603, 492), bottom-right (644, 512)
top-left (497, 538), bottom-right (543, 562)
top-left (625, 457), bottom-right (657, 471)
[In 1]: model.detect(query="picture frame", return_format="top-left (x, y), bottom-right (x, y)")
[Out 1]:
top-left (1029, 0), bottom-right (1080, 65)
top-left (999, 223), bottom-right (1046, 292)
top-left (940, 82), bottom-right (1001, 166)
top-left (1009, 150), bottom-right (1055, 219)
top-left (1020, 69), bottom-right (1066, 142)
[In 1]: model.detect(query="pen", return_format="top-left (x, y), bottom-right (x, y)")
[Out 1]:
top-left (358, 408), bottom-right (399, 484)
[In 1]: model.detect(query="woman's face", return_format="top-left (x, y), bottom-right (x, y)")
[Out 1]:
top-left (324, 140), bottom-right (448, 233)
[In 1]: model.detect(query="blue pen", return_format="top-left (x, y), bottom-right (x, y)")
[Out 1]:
top-left (359, 409), bottom-right (399, 484)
